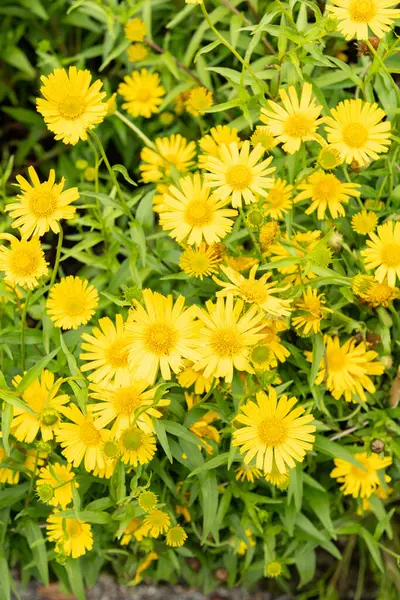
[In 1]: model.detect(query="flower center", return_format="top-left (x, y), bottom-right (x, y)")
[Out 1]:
top-left (105, 340), bottom-right (129, 369)
top-left (239, 281), bottom-right (268, 304)
top-left (80, 421), bottom-right (102, 446)
top-left (314, 174), bottom-right (341, 202)
top-left (114, 387), bottom-right (142, 415)
top-left (121, 428), bottom-right (143, 451)
top-left (9, 248), bottom-right (39, 276)
top-left (59, 95), bottom-right (85, 120)
top-left (63, 299), bottom-right (86, 317)
top-left (267, 189), bottom-right (285, 208)
top-left (189, 254), bottom-right (211, 273)
top-left (210, 328), bottom-right (244, 357)
top-left (251, 344), bottom-right (273, 364)
top-left (103, 440), bottom-right (119, 459)
top-left (283, 114), bottom-right (314, 138)
top-left (66, 520), bottom-right (82, 538)
top-left (136, 89), bottom-right (152, 103)
top-left (326, 348), bottom-right (348, 372)
top-left (226, 165), bottom-right (253, 191)
top-left (41, 409), bottom-right (59, 427)
top-left (342, 123), bottom-right (368, 148)
top-left (349, 0), bottom-right (377, 22)
top-left (144, 323), bottom-right (177, 356)
top-left (184, 200), bottom-right (213, 227)
top-left (380, 243), bottom-right (400, 268)
top-left (30, 189), bottom-right (58, 218)
top-left (258, 418), bottom-right (287, 446)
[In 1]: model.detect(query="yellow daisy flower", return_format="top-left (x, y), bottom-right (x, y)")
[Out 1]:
top-left (126, 289), bottom-right (200, 383)
top-left (179, 243), bottom-right (222, 279)
top-left (80, 314), bottom-right (132, 386)
top-left (158, 173), bottom-right (237, 246)
top-left (213, 265), bottom-right (292, 318)
top-left (263, 178), bottom-right (293, 220)
top-left (351, 210), bottom-right (378, 234)
top-left (186, 0), bottom-right (203, 4)
top-left (326, 0), bottom-right (400, 40)
top-left (250, 343), bottom-right (277, 372)
top-left (36, 66), bottom-right (107, 145)
top-left (250, 126), bottom-right (277, 151)
top-left (203, 141), bottom-right (275, 208)
top-left (141, 510), bottom-right (170, 538)
top-left (317, 145), bottom-right (343, 170)
top-left (362, 221), bottom-right (400, 286)
top-left (292, 288), bottom-right (328, 335)
top-left (166, 525), bottom-right (187, 547)
top-left (232, 387), bottom-right (316, 474)
top-left (199, 125), bottom-right (242, 158)
top-left (127, 43), bottom-right (149, 62)
top-left (0, 446), bottom-right (19, 485)
top-left (105, 93), bottom-right (117, 116)
top-left (177, 361), bottom-right (214, 394)
top-left (235, 463), bottom-right (263, 483)
top-left (118, 69), bottom-right (165, 118)
top-left (36, 463), bottom-right (76, 509)
top-left (308, 335), bottom-right (384, 402)
top-left (6, 167), bottom-right (78, 238)
top-left (46, 276), bottom-right (98, 330)
top-left (47, 513), bottom-right (93, 558)
top-left (265, 463), bottom-right (290, 488)
top-left (194, 296), bottom-right (265, 382)
top-left (225, 255), bottom-right (259, 272)
top-left (125, 17), bottom-right (146, 41)
top-left (365, 280), bottom-right (399, 307)
top-left (295, 171), bottom-right (360, 219)
top-left (351, 273), bottom-right (375, 298)
top-left (0, 234), bottom-right (48, 289)
top-left (324, 98), bottom-right (391, 166)
top-left (259, 221), bottom-right (280, 251)
top-left (185, 87), bottom-right (213, 116)
top-left (331, 452), bottom-right (392, 498)
top-left (120, 518), bottom-right (146, 545)
top-left (260, 82), bottom-right (323, 154)
top-left (266, 561), bottom-right (282, 578)
top-left (190, 410), bottom-right (220, 454)
top-left (138, 491), bottom-right (158, 512)
top-left (89, 377), bottom-right (169, 436)
top-left (268, 231), bottom-right (321, 284)
top-left (258, 320), bottom-right (290, 363)
top-left (56, 405), bottom-right (107, 472)
top-left (11, 370), bottom-right (69, 443)
top-left (140, 134), bottom-right (196, 183)
top-left (236, 528), bottom-right (256, 555)
top-left (133, 552), bottom-right (159, 585)
top-left (119, 425), bottom-right (157, 466)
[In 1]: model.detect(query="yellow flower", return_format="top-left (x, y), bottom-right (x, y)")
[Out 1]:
top-left (199, 125), bottom-right (242, 159)
top-left (166, 525), bottom-right (187, 547)
top-left (106, 93), bottom-right (117, 116)
top-left (250, 126), bottom-right (276, 152)
top-left (178, 361), bottom-right (214, 394)
top-left (125, 17), bottom-right (146, 41)
top-left (214, 265), bottom-right (292, 318)
top-left (0, 234), bottom-right (48, 289)
top-left (118, 69), bottom-right (165, 118)
top-left (225, 255), bottom-right (259, 272)
top-left (326, 0), bottom-right (400, 40)
top-left (236, 528), bottom-right (256, 555)
top-left (120, 518), bottom-right (146, 545)
top-left (6, 167), bottom-right (78, 238)
top-left (266, 561), bottom-right (282, 578)
top-left (119, 425), bottom-right (157, 466)
top-left (292, 288), bottom-right (328, 335)
top-left (233, 388), bottom-right (315, 474)
top-left (263, 178), bottom-right (293, 220)
top-left (296, 171), bottom-right (360, 219)
top-left (138, 491), bottom-right (158, 512)
top-left (126, 289), bottom-right (200, 383)
top-left (351, 273), bottom-right (375, 298)
top-left (259, 321), bottom-right (290, 363)
top-left (195, 296), bottom-right (265, 382)
top-left (317, 145), bottom-right (343, 170)
top-left (179, 243), bottom-right (222, 279)
top-left (175, 505), bottom-right (191, 522)
top-left (331, 452), bottom-right (392, 498)
top-left (36, 66), bottom-right (107, 145)
top-left (250, 343), bottom-right (277, 372)
top-left (260, 82), bottom-right (323, 154)
top-left (186, 0), bottom-right (203, 4)
top-left (365, 280), bottom-right (399, 307)
top-left (141, 510), bottom-right (170, 538)
top-left (47, 512), bottom-right (93, 558)
top-left (80, 314), bottom-right (132, 386)
top-left (0, 446), bottom-right (19, 485)
top-left (235, 463), bottom-right (262, 483)
top-left (324, 99), bottom-right (391, 166)
top-left (265, 463), bottom-right (290, 488)
top-left (268, 231), bottom-right (321, 284)
top-left (259, 221), bottom-right (280, 250)
top-left (36, 463), bottom-right (76, 509)
top-left (351, 210), bottom-right (378, 234)
top-left (133, 552), bottom-right (158, 585)
top-left (140, 134), bottom-right (196, 183)
top-left (190, 411), bottom-right (220, 454)
top-left (46, 276), bottom-right (98, 330)
top-left (308, 335), bottom-right (384, 402)
top-left (362, 221), bottom-right (400, 286)
top-left (185, 87), bottom-right (213, 117)
top-left (11, 370), bottom-right (69, 443)
top-left (89, 377), bottom-right (169, 436)
top-left (184, 391), bottom-right (202, 411)
top-left (158, 173), bottom-right (237, 246)
top-left (127, 43), bottom-right (149, 62)
top-left (56, 405), bottom-right (107, 472)
top-left (203, 141), bottom-right (275, 208)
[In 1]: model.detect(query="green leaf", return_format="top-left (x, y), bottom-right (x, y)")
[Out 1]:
top-left (0, 554), bottom-right (10, 600)
top-left (188, 452), bottom-right (229, 477)
top-left (16, 347), bottom-right (60, 394)
top-left (22, 519), bottom-right (49, 585)
top-left (361, 527), bottom-right (384, 573)
top-left (163, 420), bottom-right (207, 449)
top-left (314, 435), bottom-right (365, 469)
top-left (306, 489), bottom-right (335, 537)
top-left (2, 47), bottom-right (35, 78)
top-left (200, 472), bottom-right (219, 543)
top-left (0, 484), bottom-right (29, 510)
top-left (65, 559), bottom-right (86, 600)
top-left (112, 164), bottom-right (136, 187)
top-left (0, 390), bottom-right (35, 416)
top-left (1, 402), bottom-right (13, 456)
top-left (154, 420), bottom-right (173, 463)
top-left (309, 333), bottom-right (324, 385)
top-left (288, 463), bottom-right (303, 512)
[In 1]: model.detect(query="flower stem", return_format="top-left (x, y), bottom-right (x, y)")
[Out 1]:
top-left (115, 111), bottom-right (156, 150)
top-left (239, 206), bottom-right (263, 259)
top-left (20, 291), bottom-right (31, 371)
top-left (49, 227), bottom-right (64, 290)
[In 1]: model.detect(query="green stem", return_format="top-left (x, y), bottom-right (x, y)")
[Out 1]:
top-left (20, 292), bottom-right (31, 371)
top-left (89, 130), bottom-right (131, 216)
top-left (49, 227), bottom-right (64, 290)
top-left (239, 207), bottom-right (263, 259)
top-left (201, 2), bottom-right (265, 97)
top-left (366, 40), bottom-right (400, 104)
top-left (115, 111), bottom-right (156, 149)
top-left (87, 135), bottom-right (109, 247)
